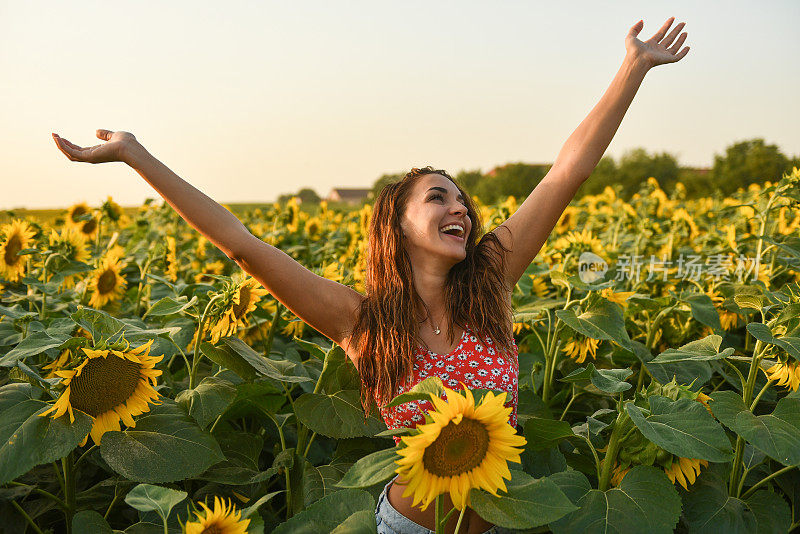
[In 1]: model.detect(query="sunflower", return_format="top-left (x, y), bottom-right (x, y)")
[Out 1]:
top-left (39, 339), bottom-right (163, 446)
top-left (663, 457), bottom-right (708, 490)
top-left (552, 228), bottom-right (604, 262)
top-left (394, 384), bottom-right (527, 512)
top-left (183, 496), bottom-right (250, 534)
top-left (530, 275), bottom-right (549, 298)
top-left (562, 336), bottom-right (600, 364)
top-left (763, 361), bottom-right (800, 391)
top-left (47, 227), bottom-right (91, 289)
top-left (0, 219), bottom-right (37, 282)
top-left (282, 317), bottom-right (305, 339)
top-left (87, 255), bottom-right (127, 308)
top-left (101, 196), bottom-right (124, 223)
top-left (600, 288), bottom-right (635, 308)
top-left (194, 260), bottom-right (226, 284)
top-left (165, 236), bottom-right (179, 282)
top-left (707, 289), bottom-right (740, 331)
top-left (65, 202), bottom-right (99, 240)
top-left (42, 349), bottom-right (71, 379)
top-left (208, 277), bottom-right (269, 344)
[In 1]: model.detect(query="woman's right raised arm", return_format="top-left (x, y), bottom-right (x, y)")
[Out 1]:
top-left (52, 129), bottom-right (364, 347)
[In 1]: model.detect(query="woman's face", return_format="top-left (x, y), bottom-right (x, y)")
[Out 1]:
top-left (400, 174), bottom-right (472, 266)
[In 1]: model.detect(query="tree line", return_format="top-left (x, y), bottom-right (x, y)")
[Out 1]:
top-left (279, 138), bottom-right (799, 205)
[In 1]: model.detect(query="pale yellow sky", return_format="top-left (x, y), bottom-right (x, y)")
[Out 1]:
top-left (1, 0), bottom-right (798, 209)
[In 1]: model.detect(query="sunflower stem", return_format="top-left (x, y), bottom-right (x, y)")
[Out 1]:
top-left (74, 444), bottom-right (97, 469)
top-left (190, 294), bottom-right (224, 389)
top-left (11, 501), bottom-right (44, 534)
top-left (749, 379), bottom-right (775, 412)
top-left (599, 408), bottom-right (627, 492)
top-left (741, 465), bottom-right (797, 501)
top-left (435, 495), bottom-right (442, 534)
top-left (62, 452), bottom-right (76, 534)
top-left (8, 482), bottom-right (68, 511)
top-left (263, 301), bottom-right (284, 357)
top-left (559, 385), bottom-right (578, 421)
top-left (729, 340), bottom-right (766, 496)
top-left (453, 505), bottom-right (467, 534)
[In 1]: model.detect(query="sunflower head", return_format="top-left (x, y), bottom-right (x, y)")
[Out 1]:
top-left (0, 219), bottom-right (37, 282)
top-left (183, 496), bottom-right (250, 534)
top-left (88, 255), bottom-right (128, 309)
top-left (394, 384), bottom-right (526, 512)
top-left (763, 361), bottom-right (800, 391)
top-left (562, 336), bottom-right (600, 364)
top-left (39, 338), bottom-right (163, 446)
top-left (207, 277), bottom-right (270, 344)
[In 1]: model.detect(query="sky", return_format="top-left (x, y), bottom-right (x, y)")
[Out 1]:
top-left (1, 0), bottom-right (798, 209)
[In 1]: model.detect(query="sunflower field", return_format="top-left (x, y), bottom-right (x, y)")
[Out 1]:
top-left (1, 168), bottom-right (799, 533)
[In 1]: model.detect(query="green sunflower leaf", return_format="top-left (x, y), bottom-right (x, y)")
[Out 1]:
top-left (746, 323), bottom-right (800, 362)
top-left (0, 383), bottom-right (93, 484)
top-left (272, 488), bottom-right (375, 534)
top-left (710, 390), bottom-right (800, 466)
top-left (124, 484), bottom-right (187, 521)
top-left (524, 417), bottom-right (575, 451)
top-left (336, 447), bottom-right (398, 489)
top-left (556, 299), bottom-right (634, 353)
top-left (71, 511), bottom-right (113, 534)
top-left (100, 399), bottom-right (224, 483)
top-left (142, 295), bottom-right (198, 319)
top-left (176, 376), bottom-right (237, 429)
top-left (293, 390), bottom-right (386, 439)
top-left (469, 469), bottom-right (577, 529)
top-left (681, 469), bottom-right (757, 533)
top-left (625, 396), bottom-right (733, 462)
top-left (549, 466), bottom-right (681, 534)
top-left (745, 489), bottom-right (792, 534)
top-left (648, 335), bottom-right (734, 364)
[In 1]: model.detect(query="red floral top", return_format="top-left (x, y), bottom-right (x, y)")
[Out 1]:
top-left (377, 322), bottom-right (519, 445)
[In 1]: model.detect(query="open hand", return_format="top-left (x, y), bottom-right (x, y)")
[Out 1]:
top-left (625, 17), bottom-right (690, 69)
top-left (52, 129), bottom-right (138, 164)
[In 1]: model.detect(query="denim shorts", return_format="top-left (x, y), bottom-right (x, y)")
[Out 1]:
top-left (375, 475), bottom-right (516, 534)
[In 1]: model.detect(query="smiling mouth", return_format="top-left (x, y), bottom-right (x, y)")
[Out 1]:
top-left (442, 232), bottom-right (465, 242)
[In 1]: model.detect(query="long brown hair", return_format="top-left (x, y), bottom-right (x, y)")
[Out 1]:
top-left (350, 166), bottom-right (514, 421)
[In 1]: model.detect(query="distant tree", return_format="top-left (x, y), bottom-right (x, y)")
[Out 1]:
top-left (370, 172), bottom-right (405, 200)
top-left (711, 138), bottom-right (793, 195)
top-left (296, 188), bottom-right (320, 203)
top-left (453, 169), bottom-right (483, 195)
top-left (474, 163), bottom-right (550, 204)
top-left (615, 148), bottom-right (680, 197)
top-left (576, 156), bottom-right (618, 197)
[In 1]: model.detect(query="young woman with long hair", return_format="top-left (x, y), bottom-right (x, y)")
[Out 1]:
top-left (52, 17), bottom-right (689, 534)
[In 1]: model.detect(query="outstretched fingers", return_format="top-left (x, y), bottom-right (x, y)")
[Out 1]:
top-left (650, 16), bottom-right (675, 43)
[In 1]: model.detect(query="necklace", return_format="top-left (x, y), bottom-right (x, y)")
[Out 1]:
top-left (427, 307), bottom-right (447, 335)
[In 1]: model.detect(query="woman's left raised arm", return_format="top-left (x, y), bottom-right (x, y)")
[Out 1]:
top-left (493, 17), bottom-right (691, 289)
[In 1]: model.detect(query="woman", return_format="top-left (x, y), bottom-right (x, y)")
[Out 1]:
top-left (52, 17), bottom-right (689, 534)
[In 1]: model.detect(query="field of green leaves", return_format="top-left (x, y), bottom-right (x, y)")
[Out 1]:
top-left (1, 168), bottom-right (799, 533)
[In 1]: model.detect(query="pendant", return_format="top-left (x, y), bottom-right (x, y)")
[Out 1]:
top-left (434, 327), bottom-right (440, 335)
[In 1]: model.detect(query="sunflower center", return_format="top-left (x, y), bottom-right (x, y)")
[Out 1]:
top-left (422, 417), bottom-right (490, 477)
top-left (97, 269), bottom-right (118, 294)
top-left (200, 523), bottom-right (225, 534)
top-left (4, 235), bottom-right (22, 266)
top-left (71, 206), bottom-right (87, 221)
top-left (82, 218), bottom-right (98, 235)
top-left (232, 286), bottom-right (252, 319)
top-left (69, 355), bottom-right (142, 417)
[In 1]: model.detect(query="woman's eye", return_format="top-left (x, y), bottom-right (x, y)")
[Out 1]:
top-left (429, 194), bottom-right (444, 201)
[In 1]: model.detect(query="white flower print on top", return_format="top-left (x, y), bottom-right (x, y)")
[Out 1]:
top-left (376, 323), bottom-right (520, 446)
